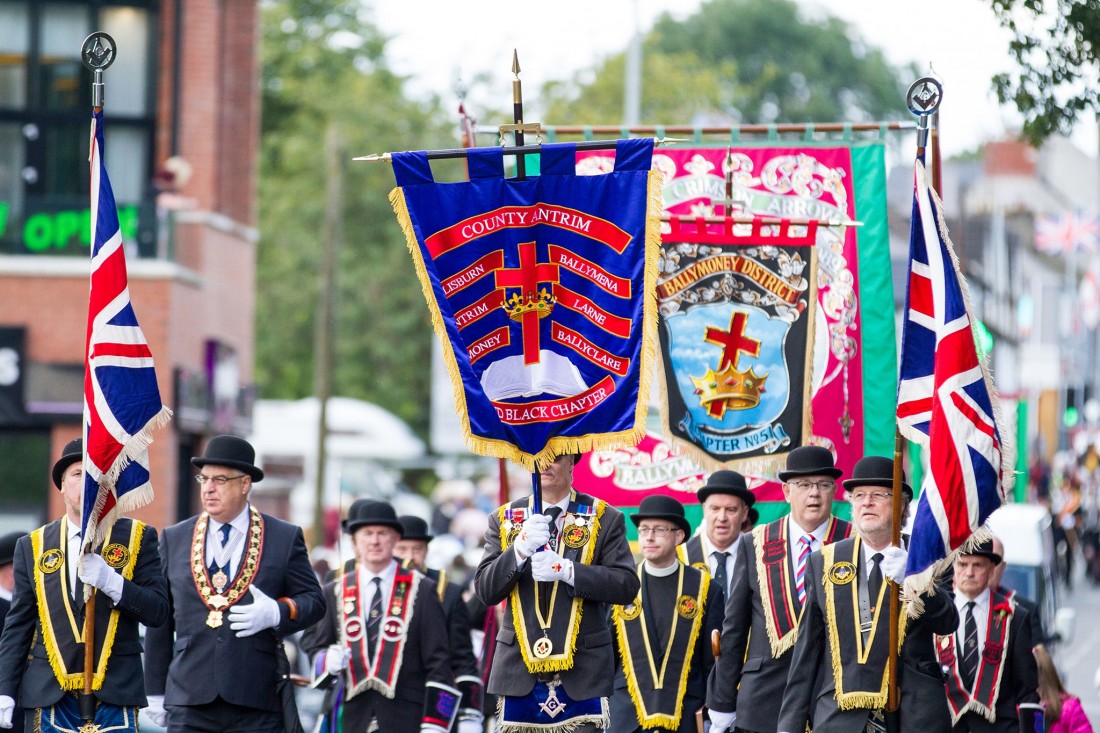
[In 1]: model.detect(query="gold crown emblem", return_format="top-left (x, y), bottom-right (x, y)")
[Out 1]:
top-left (691, 362), bottom-right (767, 417)
top-left (502, 288), bottom-right (556, 322)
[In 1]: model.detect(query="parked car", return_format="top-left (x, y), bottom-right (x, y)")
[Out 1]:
top-left (986, 503), bottom-right (1076, 647)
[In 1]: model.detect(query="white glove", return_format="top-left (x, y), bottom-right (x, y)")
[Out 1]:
top-left (708, 708), bottom-right (736, 733)
top-left (880, 545), bottom-right (908, 585)
top-left (513, 514), bottom-right (551, 559)
top-left (228, 586), bottom-right (282, 637)
top-left (0, 695), bottom-right (14, 729)
top-left (79, 553), bottom-right (124, 604)
top-left (145, 695), bottom-right (167, 728)
top-left (457, 719), bottom-right (483, 733)
top-left (324, 644), bottom-right (350, 675)
top-left (531, 549), bottom-right (573, 583)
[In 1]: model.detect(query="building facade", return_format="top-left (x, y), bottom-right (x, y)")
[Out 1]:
top-left (0, 0), bottom-right (260, 532)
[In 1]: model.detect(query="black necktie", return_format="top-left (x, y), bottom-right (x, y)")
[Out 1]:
top-left (544, 506), bottom-right (563, 552)
top-left (366, 577), bottom-right (383, 660)
top-left (961, 600), bottom-right (979, 689)
top-left (712, 551), bottom-right (730, 600)
top-left (868, 552), bottom-right (884, 610)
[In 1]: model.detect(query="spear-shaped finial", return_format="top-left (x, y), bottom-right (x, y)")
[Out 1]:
top-left (511, 49), bottom-right (527, 180)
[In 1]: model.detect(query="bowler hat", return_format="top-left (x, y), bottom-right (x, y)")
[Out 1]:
top-left (344, 500), bottom-right (403, 536)
top-left (52, 438), bottom-right (83, 489)
top-left (959, 538), bottom-right (1002, 565)
top-left (842, 456), bottom-right (912, 499)
top-left (777, 446), bottom-right (843, 482)
top-left (397, 515), bottom-right (433, 542)
top-left (630, 495), bottom-right (691, 541)
top-left (697, 470), bottom-right (756, 507)
top-left (191, 435), bottom-right (263, 482)
top-left (0, 531), bottom-right (23, 566)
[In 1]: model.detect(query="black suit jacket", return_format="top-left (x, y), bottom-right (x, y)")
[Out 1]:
top-left (474, 493), bottom-right (640, 700)
top-left (423, 567), bottom-right (479, 682)
top-left (950, 599), bottom-right (1039, 733)
top-left (301, 569), bottom-right (453, 730)
top-left (0, 518), bottom-right (168, 708)
top-left (144, 512), bottom-right (324, 712)
top-left (777, 539), bottom-right (959, 733)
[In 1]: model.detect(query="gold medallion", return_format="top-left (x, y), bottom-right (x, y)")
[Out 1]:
top-left (563, 525), bottom-right (590, 548)
top-left (212, 570), bottom-right (228, 593)
top-left (39, 548), bottom-right (64, 574)
top-left (103, 543), bottom-right (129, 568)
top-left (207, 609), bottom-right (223, 628)
top-left (208, 593), bottom-right (229, 610)
top-left (677, 594), bottom-right (699, 619)
top-left (619, 601), bottom-right (641, 620)
top-left (532, 636), bottom-right (554, 659)
top-left (828, 561), bottom-right (857, 585)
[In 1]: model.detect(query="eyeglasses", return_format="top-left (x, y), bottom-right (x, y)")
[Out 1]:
top-left (195, 473), bottom-right (248, 487)
top-left (788, 479), bottom-right (836, 492)
top-left (847, 490), bottom-right (893, 504)
top-left (637, 526), bottom-right (676, 538)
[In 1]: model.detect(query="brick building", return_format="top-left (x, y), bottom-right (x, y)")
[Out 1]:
top-left (0, 0), bottom-right (261, 532)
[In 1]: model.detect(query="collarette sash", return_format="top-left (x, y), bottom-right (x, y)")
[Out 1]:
top-left (754, 516), bottom-right (851, 657)
top-left (821, 538), bottom-right (907, 711)
top-left (342, 565), bottom-right (420, 700)
top-left (613, 562), bottom-right (709, 730)
top-left (500, 490), bottom-right (605, 673)
top-left (31, 517), bottom-right (144, 691)
top-left (936, 591), bottom-right (1015, 724)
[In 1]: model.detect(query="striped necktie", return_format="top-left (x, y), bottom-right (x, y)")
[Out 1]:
top-left (795, 535), bottom-right (812, 603)
top-left (365, 577), bottom-right (383, 660)
top-left (960, 601), bottom-right (979, 689)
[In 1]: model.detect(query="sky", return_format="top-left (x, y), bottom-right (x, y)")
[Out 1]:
top-left (369, 0), bottom-right (1098, 158)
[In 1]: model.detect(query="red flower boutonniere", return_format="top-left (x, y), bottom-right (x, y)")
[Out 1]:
top-left (993, 601), bottom-right (1012, 621)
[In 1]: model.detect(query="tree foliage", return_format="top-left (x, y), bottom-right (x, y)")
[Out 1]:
top-left (543, 0), bottom-right (914, 126)
top-left (990, 0), bottom-right (1100, 145)
top-left (257, 0), bottom-right (455, 436)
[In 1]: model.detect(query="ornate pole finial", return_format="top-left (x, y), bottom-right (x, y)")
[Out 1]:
top-left (906, 76), bottom-right (943, 152)
top-left (81, 32), bottom-right (117, 109)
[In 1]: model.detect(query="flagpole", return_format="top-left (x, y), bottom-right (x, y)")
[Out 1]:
top-left (886, 74), bottom-right (944, 713)
top-left (79, 31), bottom-right (117, 728)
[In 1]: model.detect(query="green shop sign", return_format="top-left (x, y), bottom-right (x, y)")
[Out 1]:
top-left (0, 201), bottom-right (139, 253)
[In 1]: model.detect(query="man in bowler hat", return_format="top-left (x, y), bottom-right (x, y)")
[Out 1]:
top-left (301, 500), bottom-right (458, 732)
top-left (776, 455), bottom-right (958, 733)
top-left (144, 435), bottom-right (325, 733)
top-left (0, 531), bottom-right (22, 630)
top-left (0, 438), bottom-right (168, 733)
top-left (707, 445), bottom-right (852, 733)
top-left (683, 470), bottom-right (755, 608)
top-left (609, 495), bottom-right (721, 733)
top-left (394, 515), bottom-right (484, 732)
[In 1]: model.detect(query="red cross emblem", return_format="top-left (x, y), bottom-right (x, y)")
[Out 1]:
top-left (495, 241), bottom-right (560, 365)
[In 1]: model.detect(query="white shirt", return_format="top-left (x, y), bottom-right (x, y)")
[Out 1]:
top-left (699, 533), bottom-right (736, 594)
top-left (359, 559), bottom-right (398, 614)
top-left (956, 587), bottom-right (991, 651)
top-left (859, 542), bottom-right (890, 581)
top-left (787, 515), bottom-right (832, 564)
top-left (205, 505), bottom-right (251, 577)
top-left (66, 518), bottom-right (82, 596)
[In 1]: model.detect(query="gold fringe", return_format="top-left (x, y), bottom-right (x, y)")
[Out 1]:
top-left (752, 524), bottom-right (799, 658)
top-left (496, 696), bottom-right (610, 733)
top-left (613, 564), bottom-right (709, 730)
top-left (902, 524), bottom-right (995, 606)
top-left (34, 519), bottom-right (143, 691)
top-left (390, 168), bottom-right (662, 470)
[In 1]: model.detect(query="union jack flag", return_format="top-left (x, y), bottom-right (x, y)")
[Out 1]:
top-left (1034, 210), bottom-right (1099, 256)
top-left (80, 109), bottom-right (170, 553)
top-left (896, 159), bottom-right (1009, 596)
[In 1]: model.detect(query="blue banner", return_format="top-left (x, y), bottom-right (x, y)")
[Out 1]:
top-left (390, 140), bottom-right (661, 468)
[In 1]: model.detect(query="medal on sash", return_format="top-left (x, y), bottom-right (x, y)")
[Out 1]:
top-left (190, 508), bottom-right (264, 628)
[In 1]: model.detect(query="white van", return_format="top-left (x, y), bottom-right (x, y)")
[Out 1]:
top-left (986, 503), bottom-right (1076, 646)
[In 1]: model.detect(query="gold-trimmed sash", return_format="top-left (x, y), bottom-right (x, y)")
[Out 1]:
top-left (189, 507), bottom-right (264, 628)
top-left (500, 491), bottom-right (605, 673)
top-left (32, 517), bottom-right (144, 691)
top-left (821, 539), bottom-right (908, 711)
top-left (613, 562), bottom-right (709, 730)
